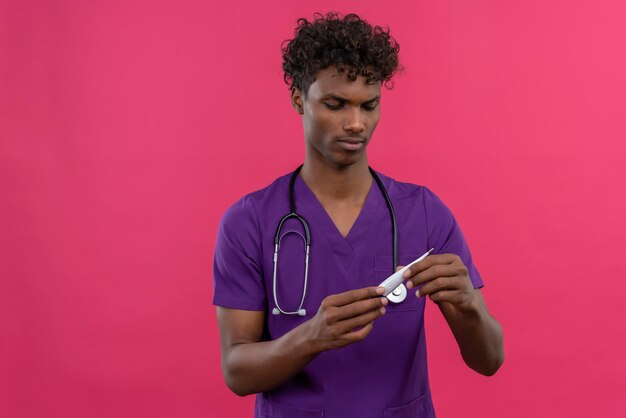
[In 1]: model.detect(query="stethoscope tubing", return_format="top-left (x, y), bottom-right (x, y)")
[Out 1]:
top-left (272, 165), bottom-right (399, 316)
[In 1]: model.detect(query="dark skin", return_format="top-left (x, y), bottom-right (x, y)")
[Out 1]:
top-left (217, 67), bottom-right (504, 396)
top-left (403, 254), bottom-right (504, 375)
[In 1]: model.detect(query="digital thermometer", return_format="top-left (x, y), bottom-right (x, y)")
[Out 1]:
top-left (378, 248), bottom-right (435, 300)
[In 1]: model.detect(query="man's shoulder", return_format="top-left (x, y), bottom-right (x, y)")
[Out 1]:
top-left (376, 171), bottom-right (452, 216)
top-left (221, 172), bottom-right (291, 225)
top-left (376, 171), bottom-right (429, 200)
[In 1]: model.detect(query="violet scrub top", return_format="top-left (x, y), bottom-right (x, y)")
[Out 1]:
top-left (213, 171), bottom-right (484, 418)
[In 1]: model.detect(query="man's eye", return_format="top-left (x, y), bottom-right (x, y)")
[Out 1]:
top-left (363, 103), bottom-right (379, 111)
top-left (324, 103), bottom-right (343, 110)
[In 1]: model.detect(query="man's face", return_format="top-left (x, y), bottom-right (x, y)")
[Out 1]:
top-left (292, 67), bottom-right (382, 169)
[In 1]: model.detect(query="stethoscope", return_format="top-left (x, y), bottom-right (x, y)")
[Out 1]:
top-left (271, 165), bottom-right (406, 316)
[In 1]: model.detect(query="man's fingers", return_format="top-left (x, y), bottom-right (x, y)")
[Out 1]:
top-left (326, 286), bottom-right (385, 307)
top-left (405, 264), bottom-right (455, 289)
top-left (344, 321), bottom-right (374, 343)
top-left (426, 289), bottom-right (458, 303)
top-left (336, 306), bottom-right (385, 335)
top-left (415, 277), bottom-right (457, 296)
top-left (332, 297), bottom-right (387, 322)
top-left (405, 262), bottom-right (466, 289)
top-left (317, 290), bottom-right (387, 348)
top-left (403, 254), bottom-right (457, 279)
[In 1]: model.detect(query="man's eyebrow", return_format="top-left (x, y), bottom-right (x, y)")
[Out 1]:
top-left (363, 95), bottom-right (381, 104)
top-left (322, 94), bottom-right (380, 103)
top-left (321, 94), bottom-right (348, 102)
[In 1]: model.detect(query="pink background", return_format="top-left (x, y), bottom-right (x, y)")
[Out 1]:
top-left (2, 1), bottom-right (625, 417)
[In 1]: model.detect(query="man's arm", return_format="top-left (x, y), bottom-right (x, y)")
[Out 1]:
top-left (436, 290), bottom-right (503, 375)
top-left (217, 287), bottom-right (388, 396)
top-left (404, 254), bottom-right (504, 375)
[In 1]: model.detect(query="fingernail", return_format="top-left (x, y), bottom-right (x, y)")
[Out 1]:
top-left (416, 290), bottom-right (421, 298)
top-left (406, 281), bottom-right (413, 289)
top-left (403, 270), bottom-right (410, 278)
top-left (380, 307), bottom-right (386, 315)
top-left (376, 287), bottom-right (385, 295)
top-left (381, 298), bottom-right (388, 306)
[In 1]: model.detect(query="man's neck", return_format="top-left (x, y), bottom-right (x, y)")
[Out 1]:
top-left (300, 158), bottom-right (372, 201)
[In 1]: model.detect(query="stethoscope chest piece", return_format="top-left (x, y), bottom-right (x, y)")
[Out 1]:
top-left (387, 283), bottom-right (407, 303)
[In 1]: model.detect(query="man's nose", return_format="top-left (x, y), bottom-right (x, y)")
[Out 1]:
top-left (343, 107), bottom-right (365, 133)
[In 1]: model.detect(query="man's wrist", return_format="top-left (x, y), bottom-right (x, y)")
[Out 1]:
top-left (289, 319), bottom-right (324, 358)
top-left (456, 292), bottom-right (484, 319)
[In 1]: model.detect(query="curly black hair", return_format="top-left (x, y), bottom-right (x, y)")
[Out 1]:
top-left (282, 12), bottom-right (400, 95)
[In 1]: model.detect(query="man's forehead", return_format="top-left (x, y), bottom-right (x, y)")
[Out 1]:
top-left (308, 67), bottom-right (381, 99)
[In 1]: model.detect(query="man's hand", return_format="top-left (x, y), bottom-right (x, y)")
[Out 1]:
top-left (402, 253), bottom-right (477, 312)
top-left (305, 286), bottom-right (388, 353)
top-left (399, 253), bottom-right (504, 375)
top-left (218, 286), bottom-right (388, 396)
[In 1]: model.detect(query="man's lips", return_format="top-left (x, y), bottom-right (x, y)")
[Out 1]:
top-left (337, 137), bottom-right (365, 151)
top-left (337, 137), bottom-right (365, 144)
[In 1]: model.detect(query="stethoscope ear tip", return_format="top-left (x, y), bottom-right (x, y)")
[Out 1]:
top-left (271, 307), bottom-right (306, 316)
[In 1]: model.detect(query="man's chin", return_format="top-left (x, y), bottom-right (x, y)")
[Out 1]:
top-left (330, 153), bottom-right (367, 170)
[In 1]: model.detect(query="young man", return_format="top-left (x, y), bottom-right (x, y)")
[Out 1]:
top-left (213, 13), bottom-right (503, 418)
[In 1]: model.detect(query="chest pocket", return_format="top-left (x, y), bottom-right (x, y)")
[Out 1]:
top-left (375, 255), bottom-right (421, 312)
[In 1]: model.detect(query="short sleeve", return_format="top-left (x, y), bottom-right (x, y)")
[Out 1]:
top-left (422, 187), bottom-right (484, 289)
top-left (212, 197), bottom-right (267, 310)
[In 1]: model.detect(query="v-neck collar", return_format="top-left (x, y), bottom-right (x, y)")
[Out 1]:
top-left (293, 174), bottom-right (385, 271)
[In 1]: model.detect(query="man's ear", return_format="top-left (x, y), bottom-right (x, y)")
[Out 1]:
top-left (291, 87), bottom-right (304, 115)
